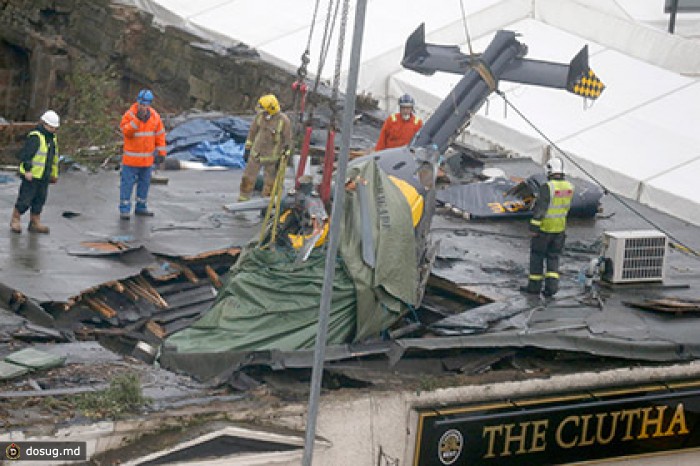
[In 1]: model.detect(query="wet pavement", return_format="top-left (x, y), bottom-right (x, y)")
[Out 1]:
top-left (0, 167), bottom-right (258, 302)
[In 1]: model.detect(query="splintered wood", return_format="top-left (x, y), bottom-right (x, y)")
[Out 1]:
top-left (623, 298), bottom-right (700, 315)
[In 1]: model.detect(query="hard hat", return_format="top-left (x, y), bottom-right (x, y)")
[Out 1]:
top-left (398, 94), bottom-right (415, 107)
top-left (257, 94), bottom-right (280, 115)
top-left (40, 110), bottom-right (60, 128)
top-left (546, 157), bottom-right (565, 176)
top-left (137, 89), bottom-right (154, 105)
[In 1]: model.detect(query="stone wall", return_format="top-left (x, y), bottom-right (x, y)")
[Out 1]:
top-left (0, 0), bottom-right (301, 121)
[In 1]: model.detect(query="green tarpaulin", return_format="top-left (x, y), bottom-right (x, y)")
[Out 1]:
top-left (161, 159), bottom-right (420, 379)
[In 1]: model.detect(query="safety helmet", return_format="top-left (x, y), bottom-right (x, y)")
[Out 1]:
top-left (546, 157), bottom-right (565, 176)
top-left (257, 94), bottom-right (280, 115)
top-left (398, 94), bottom-right (415, 108)
top-left (137, 89), bottom-right (154, 105)
top-left (40, 110), bottom-right (60, 128)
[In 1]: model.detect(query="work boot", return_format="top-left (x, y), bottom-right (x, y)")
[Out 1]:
top-left (519, 281), bottom-right (542, 295)
top-left (10, 208), bottom-right (21, 234)
top-left (544, 278), bottom-right (559, 298)
top-left (135, 209), bottom-right (154, 217)
top-left (28, 214), bottom-right (49, 234)
top-left (237, 194), bottom-right (250, 202)
top-left (519, 285), bottom-right (540, 295)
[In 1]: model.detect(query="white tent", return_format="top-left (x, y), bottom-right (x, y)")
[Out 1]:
top-left (124, 0), bottom-right (700, 226)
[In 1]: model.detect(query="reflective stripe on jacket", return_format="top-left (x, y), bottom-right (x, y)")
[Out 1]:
top-left (245, 111), bottom-right (292, 163)
top-left (374, 113), bottom-right (423, 151)
top-left (120, 103), bottom-right (167, 167)
top-left (19, 130), bottom-right (59, 179)
top-left (531, 179), bottom-right (574, 233)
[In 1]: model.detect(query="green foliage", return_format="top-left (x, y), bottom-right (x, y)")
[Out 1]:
top-left (417, 375), bottom-right (440, 394)
top-left (73, 373), bottom-right (149, 419)
top-left (53, 65), bottom-right (124, 167)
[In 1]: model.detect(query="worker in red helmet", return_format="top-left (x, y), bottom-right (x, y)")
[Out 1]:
top-left (374, 94), bottom-right (423, 151)
top-left (118, 89), bottom-right (167, 220)
top-left (10, 110), bottom-right (61, 234)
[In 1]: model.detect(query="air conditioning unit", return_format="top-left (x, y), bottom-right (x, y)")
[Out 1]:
top-left (602, 230), bottom-right (667, 284)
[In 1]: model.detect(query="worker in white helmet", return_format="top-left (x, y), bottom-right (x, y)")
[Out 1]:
top-left (10, 110), bottom-right (61, 234)
top-left (521, 157), bottom-right (575, 297)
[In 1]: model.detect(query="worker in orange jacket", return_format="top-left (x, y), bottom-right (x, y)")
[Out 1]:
top-left (374, 94), bottom-right (423, 151)
top-left (119, 89), bottom-right (166, 220)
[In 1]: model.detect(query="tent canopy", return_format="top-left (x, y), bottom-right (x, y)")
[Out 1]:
top-left (128, 0), bottom-right (700, 225)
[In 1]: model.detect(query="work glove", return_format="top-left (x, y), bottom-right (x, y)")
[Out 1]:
top-left (156, 154), bottom-right (166, 166)
top-left (50, 176), bottom-right (58, 184)
top-left (244, 147), bottom-right (251, 162)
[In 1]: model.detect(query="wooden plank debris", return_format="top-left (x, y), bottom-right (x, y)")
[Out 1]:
top-left (135, 276), bottom-right (169, 307)
top-left (177, 264), bottom-right (199, 284)
top-left (427, 275), bottom-right (494, 305)
top-left (83, 295), bottom-right (117, 319)
top-left (145, 320), bottom-right (166, 340)
top-left (180, 247), bottom-right (241, 261)
top-left (623, 298), bottom-right (700, 315)
top-left (204, 265), bottom-right (222, 289)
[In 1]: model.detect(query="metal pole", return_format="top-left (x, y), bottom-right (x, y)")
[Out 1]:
top-left (302, 0), bottom-right (368, 464)
top-left (669, 0), bottom-right (679, 34)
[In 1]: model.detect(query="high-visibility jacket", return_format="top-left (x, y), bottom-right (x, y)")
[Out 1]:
top-left (374, 113), bottom-right (423, 151)
top-left (245, 111), bottom-right (292, 163)
top-left (530, 179), bottom-right (575, 233)
top-left (19, 130), bottom-right (59, 180)
top-left (120, 103), bottom-right (166, 167)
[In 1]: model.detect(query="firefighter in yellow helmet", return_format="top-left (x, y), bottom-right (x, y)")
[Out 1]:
top-left (237, 94), bottom-right (292, 201)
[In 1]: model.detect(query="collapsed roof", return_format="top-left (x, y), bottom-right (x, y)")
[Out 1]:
top-left (1, 139), bottom-right (699, 387)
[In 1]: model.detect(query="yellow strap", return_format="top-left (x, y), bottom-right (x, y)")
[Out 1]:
top-left (473, 60), bottom-right (497, 92)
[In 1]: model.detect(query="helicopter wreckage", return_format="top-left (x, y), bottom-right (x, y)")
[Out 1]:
top-left (159, 24), bottom-right (605, 381)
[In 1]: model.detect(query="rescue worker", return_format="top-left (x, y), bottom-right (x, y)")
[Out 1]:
top-left (238, 94), bottom-right (292, 201)
top-left (374, 94), bottom-right (423, 151)
top-left (521, 157), bottom-right (575, 297)
top-left (119, 89), bottom-right (166, 219)
top-left (10, 110), bottom-right (61, 234)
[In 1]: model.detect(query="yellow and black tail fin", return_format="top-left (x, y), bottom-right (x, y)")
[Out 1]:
top-left (567, 45), bottom-right (605, 99)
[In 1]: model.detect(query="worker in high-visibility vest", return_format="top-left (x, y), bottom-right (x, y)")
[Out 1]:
top-left (10, 110), bottom-right (61, 234)
top-left (521, 157), bottom-right (575, 297)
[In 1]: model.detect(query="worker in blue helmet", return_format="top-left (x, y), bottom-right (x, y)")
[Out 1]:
top-left (118, 88), bottom-right (167, 219)
top-left (137, 89), bottom-right (153, 105)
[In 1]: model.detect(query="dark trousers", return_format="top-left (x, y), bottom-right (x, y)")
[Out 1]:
top-left (528, 231), bottom-right (566, 296)
top-left (15, 178), bottom-right (50, 215)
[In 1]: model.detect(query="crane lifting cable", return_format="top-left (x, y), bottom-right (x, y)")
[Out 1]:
top-left (496, 90), bottom-right (700, 259)
top-left (295, 0), bottom-right (342, 188)
top-left (319, 0), bottom-right (350, 204)
top-left (290, 0), bottom-right (322, 119)
top-left (459, 0), bottom-right (474, 56)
